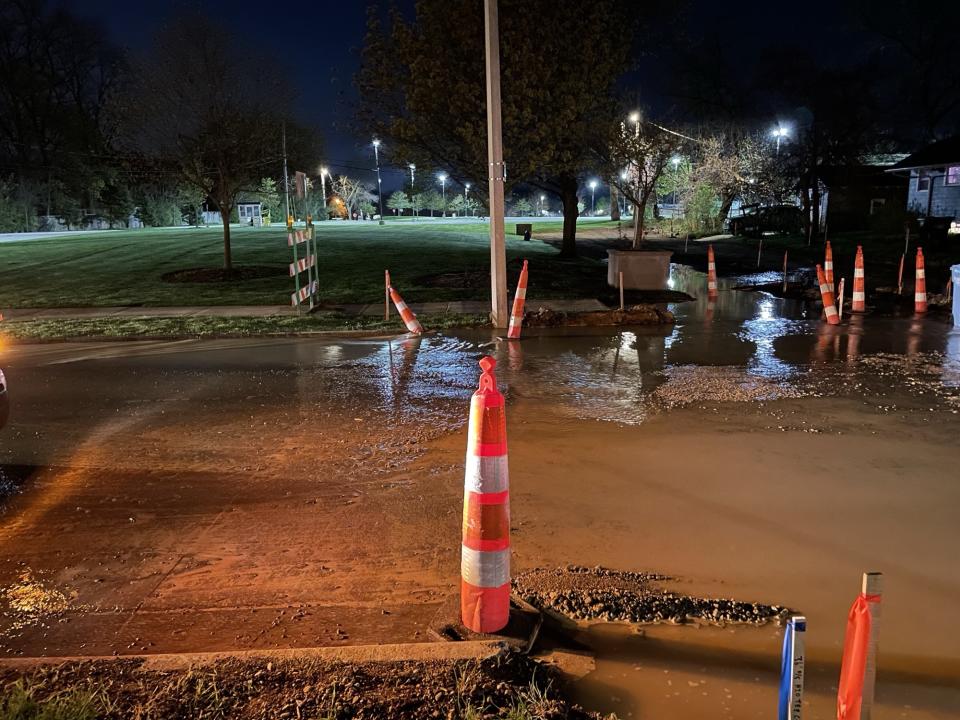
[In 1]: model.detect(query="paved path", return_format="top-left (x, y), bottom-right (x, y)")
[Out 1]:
top-left (2, 298), bottom-right (608, 322)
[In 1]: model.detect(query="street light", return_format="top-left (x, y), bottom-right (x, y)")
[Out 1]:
top-left (372, 139), bottom-right (385, 224)
top-left (771, 125), bottom-right (790, 156)
top-left (464, 182), bottom-right (471, 217)
top-left (438, 172), bottom-right (447, 216)
top-left (588, 179), bottom-right (598, 216)
top-left (318, 166), bottom-right (329, 220)
top-left (628, 111), bottom-right (640, 138)
top-left (408, 164), bottom-right (416, 219)
top-left (540, 194), bottom-right (545, 216)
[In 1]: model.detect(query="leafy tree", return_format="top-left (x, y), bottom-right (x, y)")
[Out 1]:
top-left (254, 178), bottom-right (283, 222)
top-left (126, 11), bottom-right (320, 271)
top-left (358, 0), bottom-right (652, 257)
top-left (511, 197), bottom-right (532, 216)
top-left (411, 192), bottom-right (427, 218)
top-left (448, 194), bottom-right (466, 216)
top-left (387, 190), bottom-right (411, 214)
top-left (0, 178), bottom-right (34, 231)
top-left (422, 190), bottom-right (443, 216)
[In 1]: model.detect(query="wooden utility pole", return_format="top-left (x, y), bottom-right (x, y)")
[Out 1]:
top-left (484, 0), bottom-right (508, 328)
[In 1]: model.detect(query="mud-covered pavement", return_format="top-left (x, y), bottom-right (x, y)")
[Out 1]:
top-left (1, 264), bottom-right (959, 718)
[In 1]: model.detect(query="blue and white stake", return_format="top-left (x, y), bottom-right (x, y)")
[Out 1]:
top-left (778, 615), bottom-right (806, 720)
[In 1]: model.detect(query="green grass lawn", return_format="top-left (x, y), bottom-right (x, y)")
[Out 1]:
top-left (0, 221), bottom-right (608, 308)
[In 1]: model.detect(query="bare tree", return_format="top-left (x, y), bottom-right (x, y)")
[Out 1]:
top-left (607, 120), bottom-right (684, 248)
top-left (330, 175), bottom-right (375, 220)
top-left (126, 12), bottom-right (318, 272)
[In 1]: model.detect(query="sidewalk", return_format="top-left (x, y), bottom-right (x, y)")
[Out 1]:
top-left (2, 298), bottom-right (609, 322)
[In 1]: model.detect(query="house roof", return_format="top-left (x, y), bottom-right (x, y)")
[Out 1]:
top-left (888, 136), bottom-right (960, 172)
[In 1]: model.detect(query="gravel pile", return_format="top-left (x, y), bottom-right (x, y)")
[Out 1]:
top-left (515, 566), bottom-right (787, 627)
top-left (0, 648), bottom-right (603, 720)
top-left (653, 365), bottom-right (805, 408)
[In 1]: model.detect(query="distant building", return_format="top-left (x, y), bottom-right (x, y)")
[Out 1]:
top-left (887, 137), bottom-right (960, 228)
top-left (821, 155), bottom-right (909, 233)
top-left (201, 199), bottom-right (265, 226)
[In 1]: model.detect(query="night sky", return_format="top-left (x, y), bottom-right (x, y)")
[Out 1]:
top-left (67, 0), bottom-right (870, 191)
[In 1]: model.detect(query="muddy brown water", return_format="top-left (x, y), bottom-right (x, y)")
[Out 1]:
top-left (0, 264), bottom-right (958, 718)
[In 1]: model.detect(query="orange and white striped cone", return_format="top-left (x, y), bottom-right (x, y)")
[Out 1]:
top-left (825, 241), bottom-right (835, 294)
top-left (461, 356), bottom-right (510, 634)
top-left (507, 260), bottom-right (529, 339)
top-left (915, 247), bottom-right (928, 314)
top-left (852, 246), bottom-right (866, 313)
top-left (816, 264), bottom-right (840, 326)
top-left (707, 245), bottom-right (718, 299)
top-left (388, 285), bottom-right (424, 335)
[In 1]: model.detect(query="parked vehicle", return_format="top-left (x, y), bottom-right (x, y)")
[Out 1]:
top-left (0, 369), bottom-right (8, 430)
top-left (728, 204), bottom-right (803, 237)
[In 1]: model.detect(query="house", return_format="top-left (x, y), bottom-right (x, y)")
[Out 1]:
top-left (887, 137), bottom-right (960, 231)
top-left (821, 156), bottom-right (909, 233)
top-left (200, 199), bottom-right (266, 226)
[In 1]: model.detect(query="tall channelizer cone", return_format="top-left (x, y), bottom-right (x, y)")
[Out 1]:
top-left (460, 356), bottom-right (511, 633)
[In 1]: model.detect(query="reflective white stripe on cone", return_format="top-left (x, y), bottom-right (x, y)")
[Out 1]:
top-left (707, 245), bottom-right (718, 299)
top-left (852, 246), bottom-right (866, 312)
top-left (825, 240), bottom-right (835, 294)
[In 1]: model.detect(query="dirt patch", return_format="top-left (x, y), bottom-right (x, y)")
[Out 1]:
top-left (0, 649), bottom-right (603, 719)
top-left (524, 305), bottom-right (674, 328)
top-left (514, 567), bottom-right (788, 626)
top-left (415, 269), bottom-right (489, 290)
top-left (161, 266), bottom-right (285, 283)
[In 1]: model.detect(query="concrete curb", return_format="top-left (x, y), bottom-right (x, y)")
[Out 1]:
top-left (0, 640), bottom-right (509, 672)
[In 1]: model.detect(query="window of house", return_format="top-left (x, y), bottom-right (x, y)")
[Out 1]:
top-left (947, 166), bottom-right (960, 186)
top-left (917, 170), bottom-right (931, 191)
top-left (869, 198), bottom-right (886, 215)
top-left (253, 205), bottom-right (261, 216)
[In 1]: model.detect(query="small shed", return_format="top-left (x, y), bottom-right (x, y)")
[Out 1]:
top-left (237, 200), bottom-right (263, 226)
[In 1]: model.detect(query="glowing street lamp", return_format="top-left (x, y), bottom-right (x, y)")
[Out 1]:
top-left (588, 179), bottom-right (598, 216)
top-left (318, 165), bottom-right (329, 219)
top-left (771, 125), bottom-right (790, 156)
top-left (540, 194), bottom-right (545, 215)
top-left (464, 182), bottom-right (471, 217)
top-left (373, 139), bottom-right (385, 224)
top-left (438, 172), bottom-right (447, 216)
top-left (628, 111), bottom-right (640, 138)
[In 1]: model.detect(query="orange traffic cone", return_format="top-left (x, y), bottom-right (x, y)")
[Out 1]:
top-left (816, 264), bottom-right (840, 325)
top-left (388, 285), bottom-right (424, 335)
top-left (825, 240), bottom-right (835, 294)
top-left (507, 260), bottom-right (529, 339)
top-left (461, 356), bottom-right (511, 634)
top-left (707, 245), bottom-right (718, 299)
top-left (837, 573), bottom-right (883, 720)
top-left (852, 246), bottom-right (866, 313)
top-left (915, 247), bottom-right (927, 314)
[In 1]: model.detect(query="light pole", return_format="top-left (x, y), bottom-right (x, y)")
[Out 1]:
top-left (319, 166), bottom-right (329, 220)
top-left (771, 125), bottom-right (789, 156)
top-left (628, 111), bottom-right (640, 138)
top-left (408, 164), bottom-right (416, 218)
top-left (438, 172), bottom-right (447, 217)
top-left (464, 182), bottom-right (471, 217)
top-left (484, 0), bottom-right (508, 329)
top-left (589, 179), bottom-right (598, 216)
top-left (540, 194), bottom-right (545, 216)
top-left (373, 139), bottom-right (385, 224)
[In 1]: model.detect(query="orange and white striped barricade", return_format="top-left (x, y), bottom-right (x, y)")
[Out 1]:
top-left (852, 246), bottom-right (866, 313)
top-left (837, 573), bottom-right (883, 720)
top-left (816, 264), bottom-right (840, 325)
top-left (291, 280), bottom-right (318, 306)
top-left (507, 260), bottom-right (529, 339)
top-left (289, 254), bottom-right (316, 276)
top-left (825, 240), bottom-right (835, 293)
top-left (388, 285), bottom-right (424, 335)
top-left (915, 247), bottom-right (928, 314)
top-left (461, 356), bottom-right (510, 633)
top-left (707, 244), bottom-right (718, 299)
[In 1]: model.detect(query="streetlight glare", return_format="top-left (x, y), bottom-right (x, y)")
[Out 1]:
top-left (465, 182), bottom-right (471, 190)
top-left (588, 180), bottom-right (598, 189)
top-left (671, 156), bottom-right (681, 166)
top-left (438, 172), bottom-right (447, 182)
top-left (372, 138), bottom-right (381, 148)
top-left (409, 163), bottom-right (415, 170)
top-left (628, 111), bottom-right (640, 124)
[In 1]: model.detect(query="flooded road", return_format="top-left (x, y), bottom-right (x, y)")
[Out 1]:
top-left (0, 264), bottom-right (958, 718)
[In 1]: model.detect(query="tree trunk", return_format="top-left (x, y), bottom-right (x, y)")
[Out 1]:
top-left (221, 208), bottom-right (233, 273)
top-left (716, 192), bottom-right (735, 227)
top-left (633, 193), bottom-right (649, 249)
top-left (559, 178), bottom-right (579, 258)
top-left (610, 183), bottom-right (621, 221)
